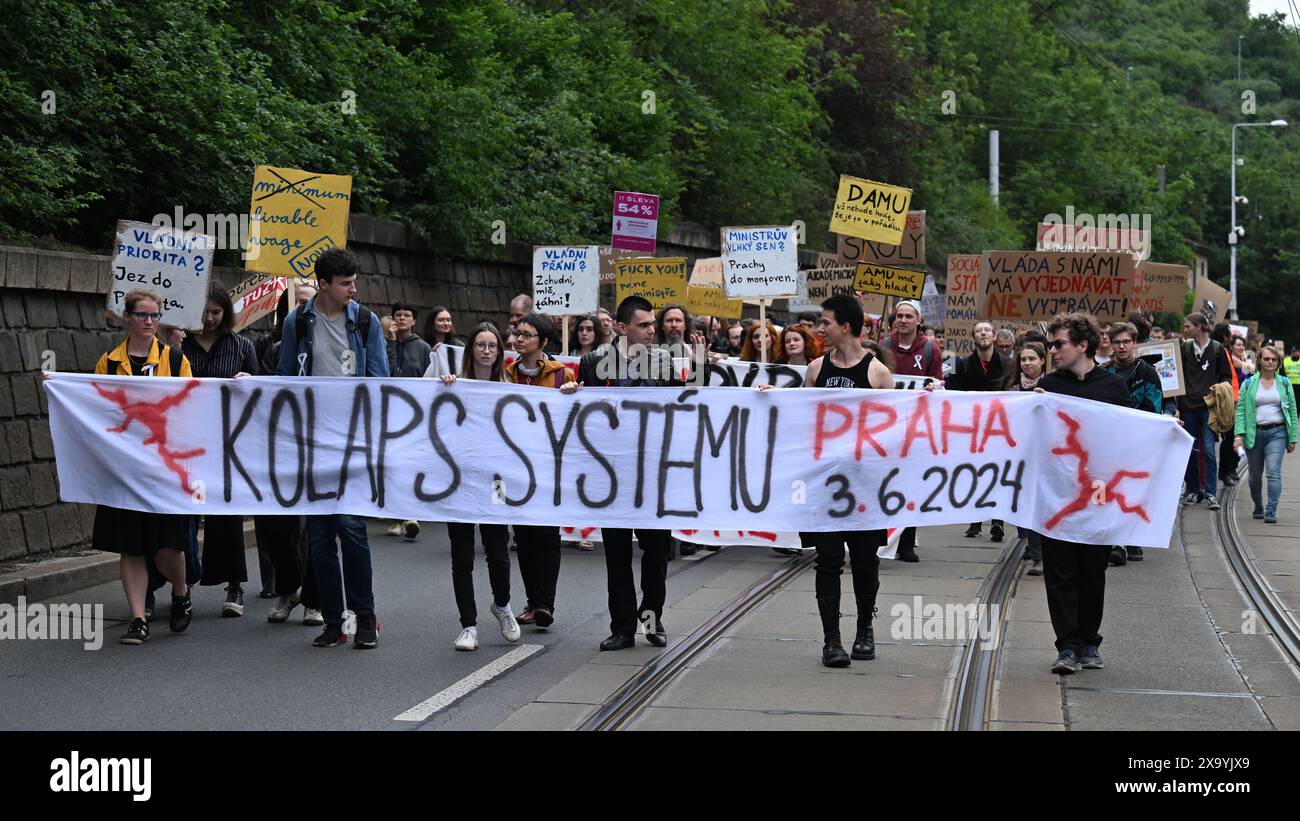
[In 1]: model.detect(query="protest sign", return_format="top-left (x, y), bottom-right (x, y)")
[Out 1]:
top-left (789, 267), bottom-right (856, 314)
top-left (853, 261), bottom-right (926, 300)
top-left (685, 257), bottom-right (742, 320)
top-left (47, 373), bottom-right (1191, 547)
top-left (1192, 277), bottom-right (1231, 324)
top-left (611, 191), bottom-right (659, 254)
top-left (1137, 340), bottom-right (1185, 398)
top-left (245, 165), bottom-right (352, 279)
top-left (835, 211), bottom-right (926, 267)
top-left (944, 254), bottom-right (981, 356)
top-left (598, 245), bottom-right (639, 284)
top-left (230, 273), bottom-right (288, 333)
top-left (1129, 262), bottom-right (1190, 314)
top-left (828, 175), bottom-right (913, 245)
top-left (1036, 219), bottom-right (1151, 260)
top-left (1243, 320), bottom-right (1259, 338)
top-left (107, 220), bottom-right (214, 329)
top-left (720, 225), bottom-right (799, 299)
top-left (920, 276), bottom-right (944, 326)
top-left (532, 246), bottom-right (599, 316)
top-left (978, 251), bottom-right (1134, 321)
top-left (1229, 323), bottom-right (1248, 339)
top-left (614, 257), bottom-right (688, 309)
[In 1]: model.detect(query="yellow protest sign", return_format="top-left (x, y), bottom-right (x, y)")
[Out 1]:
top-left (685, 257), bottom-right (742, 319)
top-left (614, 257), bottom-right (688, 309)
top-left (245, 165), bottom-right (352, 278)
top-left (829, 175), bottom-right (913, 244)
top-left (853, 262), bottom-right (926, 299)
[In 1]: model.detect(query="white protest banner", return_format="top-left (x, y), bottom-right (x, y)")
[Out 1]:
top-left (46, 374), bottom-right (1190, 547)
top-left (559, 526), bottom-right (803, 550)
top-left (720, 225), bottom-right (799, 299)
top-left (107, 220), bottom-right (215, 329)
top-left (532, 246), bottom-right (599, 316)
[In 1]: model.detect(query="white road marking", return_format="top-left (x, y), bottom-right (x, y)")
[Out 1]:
top-left (393, 644), bottom-right (544, 722)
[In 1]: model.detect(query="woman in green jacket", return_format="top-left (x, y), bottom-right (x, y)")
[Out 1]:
top-left (1233, 346), bottom-right (1299, 523)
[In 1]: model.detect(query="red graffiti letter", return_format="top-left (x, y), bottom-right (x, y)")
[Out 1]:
top-left (978, 399), bottom-right (1017, 452)
top-left (940, 399), bottom-right (981, 455)
top-left (855, 400), bottom-right (897, 459)
top-left (900, 393), bottom-right (939, 457)
top-left (813, 402), bottom-right (853, 459)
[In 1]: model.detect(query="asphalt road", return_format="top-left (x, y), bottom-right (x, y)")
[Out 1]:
top-left (0, 519), bottom-right (749, 730)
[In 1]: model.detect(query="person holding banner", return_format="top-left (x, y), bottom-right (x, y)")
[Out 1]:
top-left (504, 313), bottom-right (567, 629)
top-left (277, 248), bottom-right (389, 649)
top-left (385, 301), bottom-right (433, 542)
top-left (885, 299), bottom-right (943, 563)
top-left (1177, 313), bottom-right (1233, 510)
top-left (436, 322), bottom-right (523, 650)
top-left (1234, 346), bottom-right (1298, 524)
top-left (1002, 341), bottom-right (1048, 576)
top-left (182, 281), bottom-right (259, 617)
top-left (86, 289), bottom-right (195, 645)
top-left (804, 295), bottom-right (892, 667)
top-left (565, 296), bottom-right (679, 651)
top-left (951, 321), bottom-right (1006, 543)
top-left (1037, 313), bottom-right (1134, 675)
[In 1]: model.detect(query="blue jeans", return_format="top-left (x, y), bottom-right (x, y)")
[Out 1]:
top-left (1182, 408), bottom-right (1217, 497)
top-left (308, 515), bottom-right (375, 625)
top-left (1246, 426), bottom-right (1287, 516)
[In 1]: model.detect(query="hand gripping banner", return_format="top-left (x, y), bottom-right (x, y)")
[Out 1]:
top-left (45, 374), bottom-right (1193, 547)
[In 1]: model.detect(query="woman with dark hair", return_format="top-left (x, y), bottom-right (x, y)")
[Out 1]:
top-left (740, 320), bottom-right (780, 362)
top-left (570, 314), bottom-right (600, 357)
top-left (421, 306), bottom-right (460, 377)
top-left (435, 322), bottom-right (522, 650)
top-left (183, 281), bottom-right (260, 617)
top-left (83, 289), bottom-right (194, 644)
top-left (1001, 341), bottom-right (1048, 575)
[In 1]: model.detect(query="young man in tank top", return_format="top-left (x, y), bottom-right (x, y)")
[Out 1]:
top-left (805, 295), bottom-right (893, 667)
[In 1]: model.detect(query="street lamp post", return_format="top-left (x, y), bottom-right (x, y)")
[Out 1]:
top-left (1230, 119), bottom-right (1288, 320)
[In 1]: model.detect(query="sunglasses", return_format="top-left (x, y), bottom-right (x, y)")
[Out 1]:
top-left (1049, 339), bottom-right (1071, 349)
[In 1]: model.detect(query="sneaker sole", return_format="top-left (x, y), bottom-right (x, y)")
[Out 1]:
top-left (1051, 663), bottom-right (1079, 675)
top-left (1027, 569), bottom-right (1043, 576)
top-left (455, 644), bottom-right (478, 651)
top-left (313, 638), bottom-right (347, 647)
top-left (222, 607), bottom-right (244, 617)
top-left (1081, 661), bottom-right (1104, 669)
top-left (354, 640), bottom-right (378, 649)
top-left (119, 637), bottom-right (146, 645)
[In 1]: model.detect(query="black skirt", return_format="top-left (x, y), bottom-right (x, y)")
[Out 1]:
top-left (92, 505), bottom-right (190, 556)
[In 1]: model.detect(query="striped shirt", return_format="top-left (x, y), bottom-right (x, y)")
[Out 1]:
top-left (182, 331), bottom-right (259, 378)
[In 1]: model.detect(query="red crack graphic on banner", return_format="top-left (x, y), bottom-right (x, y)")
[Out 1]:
top-left (1044, 410), bottom-right (1150, 531)
top-left (94, 380), bottom-right (207, 495)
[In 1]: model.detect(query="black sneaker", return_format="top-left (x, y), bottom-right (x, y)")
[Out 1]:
top-left (1108, 546), bottom-right (1127, 566)
top-left (354, 611), bottom-right (379, 648)
top-left (1051, 650), bottom-right (1080, 674)
top-left (313, 624), bottom-right (347, 647)
top-left (120, 618), bottom-right (150, 645)
top-left (989, 524), bottom-right (1004, 543)
top-left (1027, 559), bottom-right (1043, 576)
top-left (222, 585), bottom-right (244, 617)
top-left (1126, 546), bottom-right (1144, 562)
top-left (963, 524), bottom-right (981, 538)
top-left (168, 590), bottom-right (192, 633)
top-left (1079, 646), bottom-right (1104, 669)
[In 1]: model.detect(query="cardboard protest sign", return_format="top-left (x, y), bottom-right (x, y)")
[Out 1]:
top-left (48, 373), bottom-right (1193, 548)
top-left (789, 267), bottom-right (856, 314)
top-left (1137, 340), bottom-right (1185, 398)
top-left (597, 246), bottom-right (640, 284)
top-left (245, 165), bottom-right (352, 279)
top-left (614, 257), bottom-right (688, 309)
top-left (1243, 320), bottom-right (1259, 338)
top-left (231, 273), bottom-right (287, 333)
top-left (532, 246), bottom-right (599, 316)
top-left (685, 257), bottom-right (742, 320)
top-left (1037, 219), bottom-right (1151, 260)
top-left (853, 261), bottom-right (926, 300)
top-left (835, 211), bottom-right (926, 267)
top-left (943, 254), bottom-right (981, 356)
top-left (107, 220), bottom-right (215, 329)
top-left (1192, 277), bottom-right (1231, 324)
top-left (720, 225), bottom-right (798, 299)
top-left (828, 175), bottom-right (913, 245)
top-left (611, 191), bottom-right (659, 254)
top-left (1129, 262), bottom-right (1189, 314)
top-left (978, 251), bottom-right (1134, 322)
top-left (920, 276), bottom-right (944, 326)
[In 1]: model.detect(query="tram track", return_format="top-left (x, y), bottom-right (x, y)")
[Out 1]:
top-left (946, 537), bottom-right (1025, 731)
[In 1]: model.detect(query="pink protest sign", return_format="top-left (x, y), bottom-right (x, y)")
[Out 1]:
top-left (611, 191), bottom-right (660, 254)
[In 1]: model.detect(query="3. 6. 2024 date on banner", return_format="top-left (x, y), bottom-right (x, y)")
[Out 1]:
top-left (824, 460), bottom-right (1027, 519)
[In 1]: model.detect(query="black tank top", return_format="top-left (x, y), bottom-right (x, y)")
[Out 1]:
top-left (814, 350), bottom-right (876, 389)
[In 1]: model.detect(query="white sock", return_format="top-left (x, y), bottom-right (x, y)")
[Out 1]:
top-left (463, 626), bottom-right (478, 635)
top-left (493, 603), bottom-right (512, 614)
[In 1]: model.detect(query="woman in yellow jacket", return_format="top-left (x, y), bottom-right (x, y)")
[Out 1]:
top-left (91, 289), bottom-right (195, 645)
top-left (504, 313), bottom-right (568, 630)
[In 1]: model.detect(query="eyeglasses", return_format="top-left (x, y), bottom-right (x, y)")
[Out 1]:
top-left (1111, 338), bottom-right (1134, 346)
top-left (515, 331), bottom-right (539, 340)
top-left (473, 342), bottom-right (499, 352)
top-left (1050, 339), bottom-right (1070, 349)
top-left (128, 311), bottom-right (162, 321)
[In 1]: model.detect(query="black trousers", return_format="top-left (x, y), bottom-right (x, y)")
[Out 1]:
top-left (197, 515), bottom-right (247, 586)
top-left (253, 515), bottom-right (318, 608)
top-left (898, 526), bottom-right (916, 553)
top-left (447, 522), bottom-right (511, 628)
top-left (602, 528), bottom-right (670, 637)
top-left (1219, 435), bottom-right (1240, 481)
top-left (514, 524), bottom-right (561, 612)
top-left (1042, 536), bottom-right (1110, 655)
top-left (814, 530), bottom-right (883, 633)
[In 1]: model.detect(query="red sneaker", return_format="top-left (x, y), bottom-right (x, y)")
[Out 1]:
top-left (517, 607), bottom-right (536, 625)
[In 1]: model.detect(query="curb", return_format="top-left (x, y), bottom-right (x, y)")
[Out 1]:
top-left (0, 552), bottom-right (120, 606)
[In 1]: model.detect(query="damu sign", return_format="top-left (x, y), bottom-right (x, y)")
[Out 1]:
top-left (45, 375), bottom-right (1192, 547)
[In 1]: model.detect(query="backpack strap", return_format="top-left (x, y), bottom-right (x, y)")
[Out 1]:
top-left (168, 344), bottom-right (183, 377)
top-left (921, 339), bottom-right (934, 374)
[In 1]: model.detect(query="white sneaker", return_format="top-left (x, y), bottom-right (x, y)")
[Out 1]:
top-left (268, 592), bottom-right (300, 623)
top-left (493, 604), bottom-right (522, 642)
top-left (455, 627), bottom-right (478, 651)
top-left (386, 522), bottom-right (404, 537)
top-left (302, 608), bottom-right (325, 626)
top-left (403, 520), bottom-right (421, 540)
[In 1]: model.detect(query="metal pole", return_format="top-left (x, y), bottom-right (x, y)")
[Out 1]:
top-left (989, 130), bottom-right (999, 204)
top-left (1230, 125), bottom-right (1237, 320)
top-left (1238, 35), bottom-right (1243, 82)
